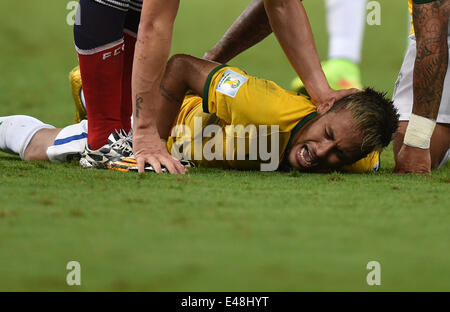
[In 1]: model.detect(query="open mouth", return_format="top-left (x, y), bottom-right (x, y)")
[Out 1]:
top-left (296, 145), bottom-right (315, 169)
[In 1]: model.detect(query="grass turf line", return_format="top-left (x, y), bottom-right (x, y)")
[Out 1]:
top-left (0, 0), bottom-right (449, 291)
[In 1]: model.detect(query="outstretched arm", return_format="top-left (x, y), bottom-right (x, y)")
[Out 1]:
top-left (263, 0), bottom-right (358, 106)
top-left (204, 0), bottom-right (272, 63)
top-left (395, 0), bottom-right (449, 174)
top-left (206, 0), bottom-right (358, 106)
top-left (131, 0), bottom-right (184, 174)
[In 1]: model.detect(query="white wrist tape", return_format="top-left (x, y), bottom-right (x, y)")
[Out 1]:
top-left (403, 113), bottom-right (436, 149)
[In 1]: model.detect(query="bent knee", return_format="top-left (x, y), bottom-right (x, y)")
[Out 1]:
top-left (23, 128), bottom-right (60, 161)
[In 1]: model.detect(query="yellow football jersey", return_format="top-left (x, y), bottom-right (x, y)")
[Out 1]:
top-left (409, 0), bottom-right (414, 35)
top-left (166, 65), bottom-right (380, 172)
top-left (340, 150), bottom-right (380, 173)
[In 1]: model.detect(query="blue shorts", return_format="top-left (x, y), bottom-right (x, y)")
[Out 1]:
top-left (74, 0), bottom-right (142, 50)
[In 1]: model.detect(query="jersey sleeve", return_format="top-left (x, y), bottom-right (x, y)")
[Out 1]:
top-left (202, 65), bottom-right (316, 131)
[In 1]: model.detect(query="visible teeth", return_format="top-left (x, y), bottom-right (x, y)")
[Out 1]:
top-left (301, 147), bottom-right (311, 165)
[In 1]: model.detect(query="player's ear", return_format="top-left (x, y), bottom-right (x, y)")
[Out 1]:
top-left (316, 99), bottom-right (334, 115)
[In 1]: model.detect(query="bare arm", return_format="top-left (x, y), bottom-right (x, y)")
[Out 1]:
top-left (412, 0), bottom-right (449, 119)
top-left (263, 0), bottom-right (358, 105)
top-left (263, 0), bottom-right (330, 101)
top-left (156, 55), bottom-right (220, 140)
top-left (204, 0), bottom-right (272, 63)
top-left (132, 0), bottom-right (185, 174)
top-left (395, 0), bottom-right (449, 174)
top-left (206, 0), bottom-right (357, 105)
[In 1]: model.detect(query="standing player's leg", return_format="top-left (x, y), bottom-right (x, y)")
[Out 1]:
top-left (74, 0), bottom-right (128, 151)
top-left (0, 116), bottom-right (91, 162)
top-left (291, 0), bottom-right (366, 91)
top-left (326, 0), bottom-right (366, 65)
top-left (323, 0), bottom-right (365, 88)
top-left (0, 115), bottom-right (133, 165)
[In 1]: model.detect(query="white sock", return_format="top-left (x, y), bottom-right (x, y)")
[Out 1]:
top-left (0, 115), bottom-right (55, 160)
top-left (326, 0), bottom-right (367, 63)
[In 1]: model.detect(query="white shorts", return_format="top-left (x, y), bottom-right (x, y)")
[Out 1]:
top-left (393, 34), bottom-right (450, 124)
top-left (46, 120), bottom-right (88, 162)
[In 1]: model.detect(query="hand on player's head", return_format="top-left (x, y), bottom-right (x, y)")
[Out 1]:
top-left (287, 88), bottom-right (399, 172)
top-left (314, 87), bottom-right (361, 109)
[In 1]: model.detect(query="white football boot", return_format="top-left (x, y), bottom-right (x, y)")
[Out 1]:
top-left (80, 129), bottom-right (133, 169)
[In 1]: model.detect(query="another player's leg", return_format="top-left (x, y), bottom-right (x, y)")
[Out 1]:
top-left (291, 0), bottom-right (366, 92)
top-left (68, 66), bottom-right (134, 168)
top-left (70, 8), bottom-right (139, 131)
top-left (0, 114), bottom-right (135, 167)
top-left (74, 0), bottom-right (132, 168)
top-left (0, 115), bottom-right (58, 161)
top-left (324, 0), bottom-right (365, 89)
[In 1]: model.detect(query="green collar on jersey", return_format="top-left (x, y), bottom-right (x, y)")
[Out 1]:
top-left (287, 112), bottom-right (318, 148)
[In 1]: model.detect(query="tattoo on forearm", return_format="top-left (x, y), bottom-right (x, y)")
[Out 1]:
top-left (412, 0), bottom-right (449, 119)
top-left (135, 96), bottom-right (143, 118)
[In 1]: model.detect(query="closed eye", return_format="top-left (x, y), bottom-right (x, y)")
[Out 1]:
top-left (325, 126), bottom-right (350, 161)
top-left (326, 126), bottom-right (347, 159)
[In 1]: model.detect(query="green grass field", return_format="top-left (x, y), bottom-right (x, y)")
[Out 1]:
top-left (0, 0), bottom-right (449, 291)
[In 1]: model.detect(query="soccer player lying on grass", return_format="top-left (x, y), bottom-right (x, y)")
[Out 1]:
top-left (0, 55), bottom-right (398, 173)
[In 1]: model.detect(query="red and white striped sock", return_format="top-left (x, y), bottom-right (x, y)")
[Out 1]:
top-left (77, 39), bottom-right (125, 150)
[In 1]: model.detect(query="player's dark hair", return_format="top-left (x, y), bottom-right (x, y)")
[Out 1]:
top-left (329, 87), bottom-right (399, 155)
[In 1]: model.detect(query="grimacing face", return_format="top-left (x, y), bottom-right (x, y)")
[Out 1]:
top-left (287, 109), bottom-right (365, 172)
